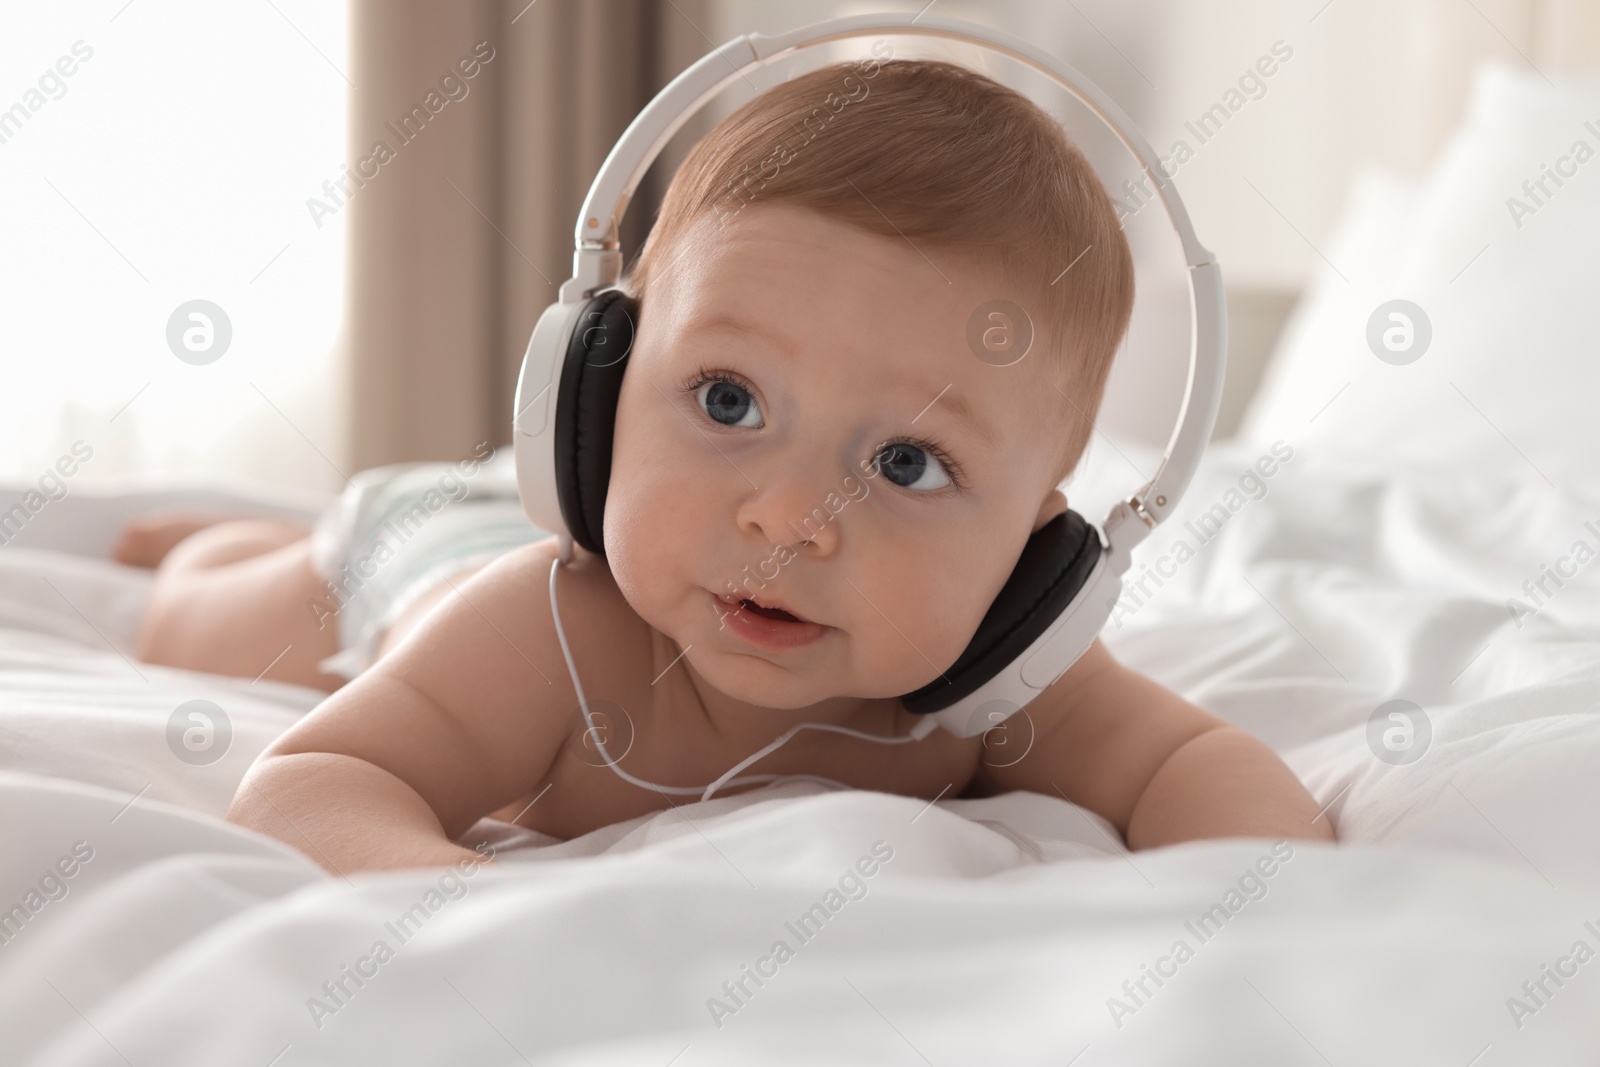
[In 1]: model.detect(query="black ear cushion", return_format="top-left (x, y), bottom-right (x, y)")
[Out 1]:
top-left (900, 508), bottom-right (1103, 715)
top-left (553, 290), bottom-right (638, 555)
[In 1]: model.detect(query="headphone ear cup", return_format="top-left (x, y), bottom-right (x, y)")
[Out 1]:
top-left (900, 508), bottom-right (1103, 715)
top-left (553, 290), bottom-right (638, 554)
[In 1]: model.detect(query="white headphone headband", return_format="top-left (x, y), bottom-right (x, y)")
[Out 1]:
top-left (561, 11), bottom-right (1224, 545)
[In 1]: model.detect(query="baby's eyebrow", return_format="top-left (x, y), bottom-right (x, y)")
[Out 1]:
top-left (911, 385), bottom-right (997, 451)
top-left (684, 313), bottom-right (795, 358)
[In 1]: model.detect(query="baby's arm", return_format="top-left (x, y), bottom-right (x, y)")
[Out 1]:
top-left (975, 639), bottom-right (1335, 849)
top-left (227, 539), bottom-right (579, 874)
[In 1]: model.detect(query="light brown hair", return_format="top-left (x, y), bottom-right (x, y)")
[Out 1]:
top-left (626, 56), bottom-right (1135, 480)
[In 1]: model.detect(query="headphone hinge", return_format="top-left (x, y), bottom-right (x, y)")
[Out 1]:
top-left (563, 247), bottom-right (624, 302)
top-left (1101, 498), bottom-right (1152, 571)
top-left (1129, 493), bottom-right (1159, 529)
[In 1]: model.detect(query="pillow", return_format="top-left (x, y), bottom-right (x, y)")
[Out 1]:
top-left (1236, 62), bottom-right (1600, 499)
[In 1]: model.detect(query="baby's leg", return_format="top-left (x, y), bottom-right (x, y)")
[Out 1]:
top-left (136, 519), bottom-right (345, 692)
top-left (113, 511), bottom-right (256, 568)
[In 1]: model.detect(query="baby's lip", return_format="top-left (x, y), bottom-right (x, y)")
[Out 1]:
top-left (715, 591), bottom-right (812, 625)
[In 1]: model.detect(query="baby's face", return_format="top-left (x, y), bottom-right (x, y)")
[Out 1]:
top-left (606, 203), bottom-right (1068, 709)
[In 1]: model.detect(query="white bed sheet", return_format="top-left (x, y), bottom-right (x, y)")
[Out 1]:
top-left (2, 446), bottom-right (1599, 1065)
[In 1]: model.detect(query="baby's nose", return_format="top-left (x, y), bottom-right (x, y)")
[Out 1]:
top-left (733, 466), bottom-right (846, 557)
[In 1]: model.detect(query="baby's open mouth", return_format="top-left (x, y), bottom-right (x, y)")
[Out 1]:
top-left (711, 590), bottom-right (825, 650)
top-left (716, 591), bottom-right (810, 624)
top-left (740, 599), bottom-right (801, 623)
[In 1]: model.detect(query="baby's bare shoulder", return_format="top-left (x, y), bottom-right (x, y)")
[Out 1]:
top-left (409, 538), bottom-right (650, 704)
top-left (272, 539), bottom-right (653, 837)
top-left (971, 638), bottom-right (1228, 828)
top-left (484, 539), bottom-right (650, 663)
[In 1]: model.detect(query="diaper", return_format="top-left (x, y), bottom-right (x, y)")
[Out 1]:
top-left (307, 448), bottom-right (549, 679)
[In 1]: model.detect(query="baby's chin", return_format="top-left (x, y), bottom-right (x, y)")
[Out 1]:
top-left (683, 639), bottom-right (935, 712)
top-left (695, 661), bottom-right (832, 710)
top-left (696, 659), bottom-right (870, 711)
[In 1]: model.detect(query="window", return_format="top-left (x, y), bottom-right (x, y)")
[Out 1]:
top-left (0, 0), bottom-right (348, 492)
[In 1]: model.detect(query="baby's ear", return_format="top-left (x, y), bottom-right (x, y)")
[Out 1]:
top-left (1031, 488), bottom-right (1068, 533)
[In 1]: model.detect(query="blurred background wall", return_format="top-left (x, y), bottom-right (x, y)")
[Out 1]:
top-left (3, 0), bottom-right (1598, 492)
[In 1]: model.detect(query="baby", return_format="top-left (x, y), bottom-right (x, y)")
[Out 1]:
top-left (122, 59), bottom-right (1334, 874)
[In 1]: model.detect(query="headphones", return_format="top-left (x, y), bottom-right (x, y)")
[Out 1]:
top-left (514, 13), bottom-right (1225, 741)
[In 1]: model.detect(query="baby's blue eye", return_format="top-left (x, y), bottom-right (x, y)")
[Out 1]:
top-left (696, 379), bottom-right (763, 428)
top-left (873, 442), bottom-right (951, 492)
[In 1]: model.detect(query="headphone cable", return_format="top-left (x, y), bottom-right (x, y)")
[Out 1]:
top-left (547, 551), bottom-right (934, 804)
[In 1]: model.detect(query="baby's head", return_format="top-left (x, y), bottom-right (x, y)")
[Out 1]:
top-left (604, 58), bottom-right (1134, 709)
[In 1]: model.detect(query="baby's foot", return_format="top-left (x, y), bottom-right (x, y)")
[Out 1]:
top-left (112, 512), bottom-right (245, 568)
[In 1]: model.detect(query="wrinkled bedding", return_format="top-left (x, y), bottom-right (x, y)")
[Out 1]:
top-left (2, 444), bottom-right (1598, 1064)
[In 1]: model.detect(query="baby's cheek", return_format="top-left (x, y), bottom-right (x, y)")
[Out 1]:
top-left (607, 483), bottom-right (686, 591)
top-left (614, 462), bottom-right (732, 625)
top-left (852, 544), bottom-right (995, 680)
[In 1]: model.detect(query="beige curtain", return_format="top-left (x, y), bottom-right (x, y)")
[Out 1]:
top-left (345, 0), bottom-right (711, 470)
